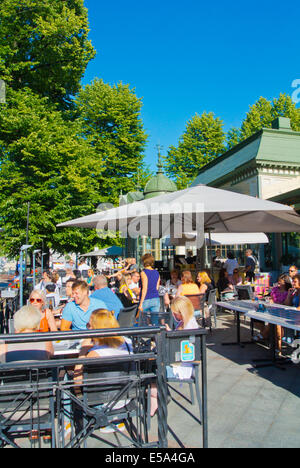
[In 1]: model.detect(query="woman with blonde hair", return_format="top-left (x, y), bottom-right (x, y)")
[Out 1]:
top-left (75, 309), bottom-right (133, 433)
top-left (81, 309), bottom-right (132, 355)
top-left (196, 271), bottom-right (214, 301)
top-left (119, 274), bottom-right (136, 303)
top-left (29, 289), bottom-right (58, 332)
top-left (176, 270), bottom-right (200, 297)
top-left (169, 296), bottom-right (198, 330)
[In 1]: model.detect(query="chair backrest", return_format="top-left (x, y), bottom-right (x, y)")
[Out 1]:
top-left (184, 294), bottom-right (205, 312)
top-left (116, 292), bottom-right (133, 308)
top-left (235, 285), bottom-right (254, 300)
top-left (0, 368), bottom-right (54, 424)
top-left (82, 362), bottom-right (137, 407)
top-left (118, 304), bottom-right (138, 328)
top-left (207, 289), bottom-right (217, 306)
top-left (165, 329), bottom-right (207, 365)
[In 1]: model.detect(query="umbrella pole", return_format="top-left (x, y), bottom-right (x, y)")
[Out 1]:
top-left (208, 230), bottom-right (213, 278)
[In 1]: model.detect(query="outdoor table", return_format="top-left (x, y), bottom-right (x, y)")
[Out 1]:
top-left (217, 299), bottom-right (300, 368)
top-left (217, 299), bottom-right (256, 347)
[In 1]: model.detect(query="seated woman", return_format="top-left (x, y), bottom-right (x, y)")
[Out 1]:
top-left (74, 309), bottom-right (133, 433)
top-left (285, 274), bottom-right (300, 309)
top-left (0, 305), bottom-right (53, 362)
top-left (150, 297), bottom-right (199, 416)
top-left (271, 274), bottom-right (291, 305)
top-left (29, 289), bottom-right (58, 332)
top-left (196, 271), bottom-right (214, 301)
top-left (176, 271), bottom-right (200, 297)
top-left (176, 271), bottom-right (202, 318)
top-left (35, 269), bottom-right (52, 292)
top-left (217, 269), bottom-right (234, 299)
top-left (119, 274), bottom-right (137, 304)
top-left (231, 269), bottom-right (243, 286)
top-left (255, 274), bottom-right (297, 352)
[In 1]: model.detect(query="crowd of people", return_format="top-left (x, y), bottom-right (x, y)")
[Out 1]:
top-left (6, 248), bottom-right (278, 339)
top-left (1, 251), bottom-right (299, 435)
top-left (1, 254), bottom-right (223, 357)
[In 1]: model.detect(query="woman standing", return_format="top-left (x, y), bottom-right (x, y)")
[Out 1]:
top-left (138, 254), bottom-right (160, 326)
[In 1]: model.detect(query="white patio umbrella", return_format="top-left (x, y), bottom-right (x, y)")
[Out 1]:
top-left (170, 232), bottom-right (269, 246)
top-left (57, 184), bottom-right (300, 237)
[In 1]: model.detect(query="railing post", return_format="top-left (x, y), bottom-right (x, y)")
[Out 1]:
top-left (156, 327), bottom-right (168, 448)
top-left (201, 332), bottom-right (208, 448)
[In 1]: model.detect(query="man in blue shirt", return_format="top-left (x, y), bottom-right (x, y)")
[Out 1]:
top-left (91, 275), bottom-right (123, 319)
top-left (61, 280), bottom-right (106, 331)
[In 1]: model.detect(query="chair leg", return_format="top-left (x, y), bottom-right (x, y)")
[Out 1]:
top-left (189, 383), bottom-right (195, 405)
top-left (194, 369), bottom-right (202, 423)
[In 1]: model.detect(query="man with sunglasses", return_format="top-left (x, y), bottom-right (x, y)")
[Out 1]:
top-left (60, 280), bottom-right (106, 331)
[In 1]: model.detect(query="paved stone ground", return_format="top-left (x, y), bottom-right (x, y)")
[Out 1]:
top-left (151, 312), bottom-right (300, 448)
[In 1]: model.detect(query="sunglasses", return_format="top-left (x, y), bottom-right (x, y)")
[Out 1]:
top-left (30, 298), bottom-right (42, 303)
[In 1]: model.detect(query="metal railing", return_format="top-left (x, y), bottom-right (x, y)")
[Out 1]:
top-left (0, 326), bottom-right (208, 448)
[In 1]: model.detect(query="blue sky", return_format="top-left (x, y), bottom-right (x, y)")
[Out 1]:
top-left (82, 0), bottom-right (300, 173)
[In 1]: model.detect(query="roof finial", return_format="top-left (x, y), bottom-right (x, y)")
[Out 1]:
top-left (156, 143), bottom-right (164, 174)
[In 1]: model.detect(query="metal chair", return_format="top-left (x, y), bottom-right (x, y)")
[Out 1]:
top-left (118, 304), bottom-right (138, 328)
top-left (184, 294), bottom-right (206, 327)
top-left (115, 292), bottom-right (134, 308)
top-left (235, 285), bottom-right (254, 300)
top-left (207, 289), bottom-right (218, 329)
top-left (58, 359), bottom-right (150, 448)
top-left (164, 328), bottom-right (208, 448)
top-left (0, 367), bottom-right (56, 448)
top-left (137, 297), bottom-right (171, 327)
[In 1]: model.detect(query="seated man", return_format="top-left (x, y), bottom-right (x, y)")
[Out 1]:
top-left (91, 275), bottom-right (123, 319)
top-left (60, 280), bottom-right (106, 331)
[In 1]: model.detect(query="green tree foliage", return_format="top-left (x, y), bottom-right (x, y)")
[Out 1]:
top-left (164, 112), bottom-right (226, 189)
top-left (227, 127), bottom-right (242, 150)
top-left (0, 2), bottom-right (151, 256)
top-left (0, 0), bottom-right (95, 108)
top-left (0, 88), bottom-right (104, 256)
top-left (76, 79), bottom-right (149, 204)
top-left (227, 94), bottom-right (300, 147)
